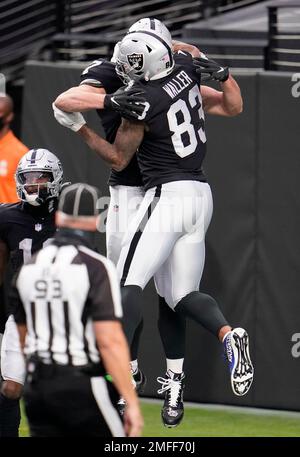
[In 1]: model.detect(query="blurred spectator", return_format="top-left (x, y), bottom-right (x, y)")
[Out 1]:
top-left (0, 94), bottom-right (28, 204)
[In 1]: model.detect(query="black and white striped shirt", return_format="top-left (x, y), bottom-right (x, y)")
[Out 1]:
top-left (12, 234), bottom-right (122, 366)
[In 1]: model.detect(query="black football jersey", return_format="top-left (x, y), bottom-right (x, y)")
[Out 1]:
top-left (133, 51), bottom-right (207, 190)
top-left (80, 59), bottom-right (143, 187)
top-left (0, 201), bottom-right (57, 273)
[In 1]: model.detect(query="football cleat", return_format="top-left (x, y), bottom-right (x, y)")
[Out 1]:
top-left (132, 368), bottom-right (147, 395)
top-left (223, 327), bottom-right (254, 396)
top-left (117, 397), bottom-right (126, 417)
top-left (117, 368), bottom-right (147, 416)
top-left (157, 370), bottom-right (185, 428)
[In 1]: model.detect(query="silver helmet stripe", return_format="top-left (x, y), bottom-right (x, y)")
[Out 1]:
top-left (30, 149), bottom-right (37, 164)
top-left (150, 18), bottom-right (156, 30)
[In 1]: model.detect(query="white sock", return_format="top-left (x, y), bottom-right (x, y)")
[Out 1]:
top-left (222, 330), bottom-right (231, 343)
top-left (166, 358), bottom-right (184, 374)
top-left (130, 359), bottom-right (138, 374)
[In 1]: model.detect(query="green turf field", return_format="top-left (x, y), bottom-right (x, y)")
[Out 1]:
top-left (19, 401), bottom-right (300, 437)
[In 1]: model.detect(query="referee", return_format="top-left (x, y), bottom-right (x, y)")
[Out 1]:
top-left (11, 183), bottom-right (143, 437)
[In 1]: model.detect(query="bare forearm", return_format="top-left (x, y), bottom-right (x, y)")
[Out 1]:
top-left (78, 125), bottom-right (123, 169)
top-left (172, 40), bottom-right (201, 57)
top-left (54, 88), bottom-right (106, 112)
top-left (220, 75), bottom-right (243, 116)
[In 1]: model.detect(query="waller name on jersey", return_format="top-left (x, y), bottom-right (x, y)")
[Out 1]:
top-left (162, 70), bottom-right (194, 99)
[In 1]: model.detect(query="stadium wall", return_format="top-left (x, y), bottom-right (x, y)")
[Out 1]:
top-left (22, 62), bottom-right (300, 411)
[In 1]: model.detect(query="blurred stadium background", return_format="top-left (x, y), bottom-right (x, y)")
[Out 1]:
top-left (2, 0), bottom-right (300, 435)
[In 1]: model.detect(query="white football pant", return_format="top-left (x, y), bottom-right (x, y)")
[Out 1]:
top-left (117, 181), bottom-right (213, 309)
top-left (106, 185), bottom-right (145, 265)
top-left (1, 315), bottom-right (25, 385)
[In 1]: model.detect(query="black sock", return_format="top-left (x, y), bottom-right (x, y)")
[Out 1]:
top-left (130, 319), bottom-right (143, 361)
top-left (158, 296), bottom-right (186, 359)
top-left (175, 291), bottom-right (229, 337)
top-left (121, 285), bottom-right (143, 347)
top-left (0, 392), bottom-right (21, 437)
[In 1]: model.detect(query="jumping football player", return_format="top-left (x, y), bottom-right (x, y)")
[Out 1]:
top-left (54, 29), bottom-right (254, 421)
top-left (53, 18), bottom-right (203, 426)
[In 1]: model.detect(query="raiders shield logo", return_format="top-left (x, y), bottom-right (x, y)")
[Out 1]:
top-left (127, 53), bottom-right (144, 71)
top-left (35, 223), bottom-right (42, 232)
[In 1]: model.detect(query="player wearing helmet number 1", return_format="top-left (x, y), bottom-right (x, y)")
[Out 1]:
top-left (0, 149), bottom-right (66, 437)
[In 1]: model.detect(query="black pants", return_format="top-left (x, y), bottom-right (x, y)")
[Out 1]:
top-left (23, 363), bottom-right (124, 437)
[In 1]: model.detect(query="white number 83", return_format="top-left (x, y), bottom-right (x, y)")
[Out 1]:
top-left (167, 84), bottom-right (206, 158)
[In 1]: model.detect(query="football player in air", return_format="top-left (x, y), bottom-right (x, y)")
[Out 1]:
top-left (53, 19), bottom-right (253, 427)
top-left (53, 18), bottom-right (204, 426)
top-left (0, 149), bottom-right (64, 437)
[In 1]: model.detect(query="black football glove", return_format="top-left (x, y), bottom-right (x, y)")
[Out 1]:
top-left (193, 56), bottom-right (229, 83)
top-left (104, 86), bottom-right (147, 120)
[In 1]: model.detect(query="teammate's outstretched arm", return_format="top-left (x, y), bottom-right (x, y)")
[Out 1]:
top-left (53, 86), bottom-right (146, 170)
top-left (54, 84), bottom-right (106, 113)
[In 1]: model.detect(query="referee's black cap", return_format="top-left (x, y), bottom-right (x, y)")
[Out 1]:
top-left (58, 183), bottom-right (100, 217)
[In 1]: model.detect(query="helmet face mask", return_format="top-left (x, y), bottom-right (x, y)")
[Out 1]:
top-left (15, 149), bottom-right (63, 206)
top-left (114, 42), bottom-right (133, 83)
top-left (115, 31), bottom-right (174, 83)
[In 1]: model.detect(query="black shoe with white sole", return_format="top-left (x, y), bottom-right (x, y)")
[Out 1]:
top-left (117, 368), bottom-right (147, 416)
top-left (133, 368), bottom-right (147, 395)
top-left (157, 370), bottom-right (185, 428)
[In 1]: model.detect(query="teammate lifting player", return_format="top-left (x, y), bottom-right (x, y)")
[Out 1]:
top-left (53, 19), bottom-right (254, 428)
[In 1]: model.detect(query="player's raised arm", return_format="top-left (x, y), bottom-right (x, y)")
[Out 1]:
top-left (172, 40), bottom-right (201, 58)
top-left (53, 58), bottom-right (114, 112)
top-left (53, 85), bottom-right (147, 170)
top-left (201, 77), bottom-right (243, 117)
top-left (194, 56), bottom-right (243, 117)
top-left (54, 84), bottom-right (106, 113)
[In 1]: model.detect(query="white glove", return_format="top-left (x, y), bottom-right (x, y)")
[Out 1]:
top-left (52, 103), bottom-right (86, 132)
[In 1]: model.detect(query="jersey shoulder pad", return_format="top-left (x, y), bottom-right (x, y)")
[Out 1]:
top-left (0, 203), bottom-right (21, 219)
top-left (174, 51), bottom-right (200, 85)
top-left (0, 203), bottom-right (20, 237)
top-left (80, 59), bottom-right (119, 90)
